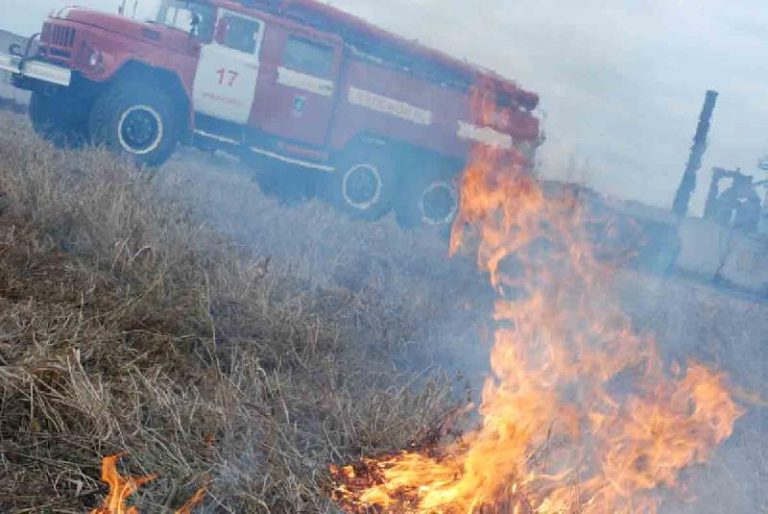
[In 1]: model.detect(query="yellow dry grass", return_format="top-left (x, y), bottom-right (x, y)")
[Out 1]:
top-left (0, 111), bottom-right (456, 513)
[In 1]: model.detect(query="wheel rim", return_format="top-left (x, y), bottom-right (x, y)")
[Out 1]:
top-left (342, 164), bottom-right (382, 210)
top-left (420, 181), bottom-right (458, 226)
top-left (117, 105), bottom-right (163, 155)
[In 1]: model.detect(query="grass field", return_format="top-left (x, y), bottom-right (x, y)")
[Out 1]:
top-left (0, 110), bottom-right (765, 513)
top-left (0, 111), bottom-right (466, 513)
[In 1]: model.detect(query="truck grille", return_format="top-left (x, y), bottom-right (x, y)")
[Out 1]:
top-left (42, 23), bottom-right (76, 48)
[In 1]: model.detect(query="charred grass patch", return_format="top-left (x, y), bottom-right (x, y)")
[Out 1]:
top-left (0, 112), bottom-right (454, 513)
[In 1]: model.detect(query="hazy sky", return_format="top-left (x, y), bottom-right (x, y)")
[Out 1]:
top-left (3, 0), bottom-right (767, 212)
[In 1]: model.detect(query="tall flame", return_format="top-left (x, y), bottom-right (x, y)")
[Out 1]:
top-left (331, 84), bottom-right (744, 513)
top-left (89, 454), bottom-right (206, 514)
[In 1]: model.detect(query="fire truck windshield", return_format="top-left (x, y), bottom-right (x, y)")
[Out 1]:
top-left (153, 0), bottom-right (216, 41)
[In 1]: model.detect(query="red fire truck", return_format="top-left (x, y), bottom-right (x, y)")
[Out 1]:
top-left (0, 0), bottom-right (541, 229)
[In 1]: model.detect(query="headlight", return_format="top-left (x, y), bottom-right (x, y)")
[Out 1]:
top-left (88, 49), bottom-right (103, 69)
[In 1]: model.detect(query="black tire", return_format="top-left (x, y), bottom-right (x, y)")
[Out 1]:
top-left (29, 89), bottom-right (88, 148)
top-left (395, 157), bottom-right (461, 235)
top-left (321, 146), bottom-right (398, 221)
top-left (89, 81), bottom-right (178, 167)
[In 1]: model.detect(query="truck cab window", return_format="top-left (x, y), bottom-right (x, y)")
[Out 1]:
top-left (155, 0), bottom-right (215, 41)
top-left (219, 15), bottom-right (263, 54)
top-left (283, 37), bottom-right (334, 77)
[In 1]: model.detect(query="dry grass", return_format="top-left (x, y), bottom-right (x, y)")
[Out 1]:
top-left (0, 111), bottom-right (457, 513)
top-left (2, 106), bottom-right (763, 514)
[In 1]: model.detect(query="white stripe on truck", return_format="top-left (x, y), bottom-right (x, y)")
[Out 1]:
top-left (277, 67), bottom-right (335, 97)
top-left (348, 87), bottom-right (433, 126)
top-left (456, 121), bottom-right (513, 149)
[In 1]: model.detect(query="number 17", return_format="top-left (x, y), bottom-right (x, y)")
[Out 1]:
top-left (216, 68), bottom-right (239, 86)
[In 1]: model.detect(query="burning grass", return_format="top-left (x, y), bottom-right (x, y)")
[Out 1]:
top-left (0, 103), bottom-right (762, 513)
top-left (330, 88), bottom-right (745, 513)
top-left (0, 112), bottom-right (455, 512)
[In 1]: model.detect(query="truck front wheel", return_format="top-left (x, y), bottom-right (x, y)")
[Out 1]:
top-left (89, 82), bottom-right (178, 167)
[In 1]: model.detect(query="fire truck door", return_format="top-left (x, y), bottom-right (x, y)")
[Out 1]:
top-left (193, 9), bottom-right (265, 125)
top-left (251, 33), bottom-right (340, 147)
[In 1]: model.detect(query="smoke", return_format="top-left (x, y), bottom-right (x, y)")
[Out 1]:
top-left (8, 0), bottom-right (768, 210)
top-left (323, 0), bottom-right (768, 214)
top-left (618, 271), bottom-right (768, 513)
top-left (155, 148), bottom-right (495, 383)
top-left (152, 142), bottom-right (765, 512)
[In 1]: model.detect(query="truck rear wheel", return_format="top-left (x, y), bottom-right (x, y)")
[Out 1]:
top-left (29, 89), bottom-right (88, 147)
top-left (395, 159), bottom-right (461, 235)
top-left (89, 81), bottom-right (178, 167)
top-left (323, 147), bottom-right (398, 221)
top-left (397, 178), bottom-right (459, 229)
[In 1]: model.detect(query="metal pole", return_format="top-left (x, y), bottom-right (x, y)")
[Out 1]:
top-left (672, 89), bottom-right (719, 217)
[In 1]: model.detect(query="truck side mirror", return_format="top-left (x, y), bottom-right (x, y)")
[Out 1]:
top-left (215, 18), bottom-right (229, 44)
top-left (190, 12), bottom-right (201, 37)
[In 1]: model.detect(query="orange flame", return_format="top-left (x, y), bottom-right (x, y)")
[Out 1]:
top-left (331, 84), bottom-right (744, 513)
top-left (89, 454), bottom-right (206, 514)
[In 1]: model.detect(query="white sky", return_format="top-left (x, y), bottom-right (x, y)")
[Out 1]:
top-left (3, 0), bottom-right (767, 212)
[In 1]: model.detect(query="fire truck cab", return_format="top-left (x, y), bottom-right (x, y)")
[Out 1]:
top-left (0, 0), bottom-right (541, 230)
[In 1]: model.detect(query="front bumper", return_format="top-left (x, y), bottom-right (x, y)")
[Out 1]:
top-left (0, 51), bottom-right (71, 87)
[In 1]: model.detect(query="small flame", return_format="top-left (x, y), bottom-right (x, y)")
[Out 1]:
top-left (331, 83), bottom-right (745, 513)
top-left (89, 454), bottom-right (206, 514)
